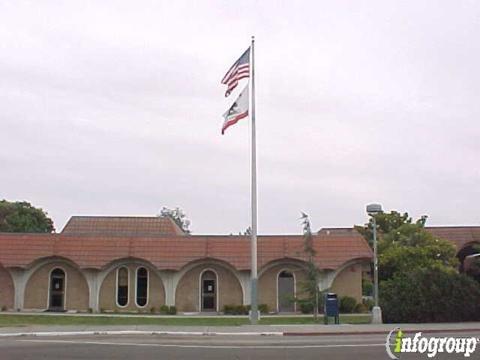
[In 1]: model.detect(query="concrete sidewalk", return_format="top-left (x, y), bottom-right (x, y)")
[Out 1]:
top-left (1, 322), bottom-right (480, 337)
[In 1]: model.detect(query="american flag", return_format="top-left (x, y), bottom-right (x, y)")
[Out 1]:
top-left (221, 47), bottom-right (250, 97)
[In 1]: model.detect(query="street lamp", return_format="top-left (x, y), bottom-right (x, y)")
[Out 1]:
top-left (366, 203), bottom-right (383, 324)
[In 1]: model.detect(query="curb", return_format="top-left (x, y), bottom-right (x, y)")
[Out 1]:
top-left (284, 328), bottom-right (480, 336)
top-left (0, 330), bottom-right (284, 338)
top-left (1, 328), bottom-right (480, 338)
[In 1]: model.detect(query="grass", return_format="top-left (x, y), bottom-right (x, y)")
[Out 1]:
top-left (0, 313), bottom-right (371, 327)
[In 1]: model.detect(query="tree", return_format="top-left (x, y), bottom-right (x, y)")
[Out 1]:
top-left (158, 207), bottom-right (191, 234)
top-left (356, 211), bottom-right (457, 281)
top-left (0, 200), bottom-right (55, 233)
top-left (297, 212), bottom-right (321, 320)
top-left (381, 266), bottom-right (480, 323)
top-left (239, 227), bottom-right (251, 236)
top-left (357, 210), bottom-right (480, 323)
top-left (355, 211), bottom-right (427, 247)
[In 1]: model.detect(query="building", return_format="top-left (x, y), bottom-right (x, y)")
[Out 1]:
top-left (0, 216), bottom-right (372, 313)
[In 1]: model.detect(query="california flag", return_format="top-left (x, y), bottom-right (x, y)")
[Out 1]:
top-left (222, 84), bottom-right (249, 135)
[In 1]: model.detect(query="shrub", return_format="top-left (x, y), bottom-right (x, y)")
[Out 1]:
top-left (339, 296), bottom-right (357, 313)
top-left (223, 305), bottom-right (235, 314)
top-left (167, 306), bottom-right (177, 315)
top-left (150, 307), bottom-right (157, 314)
top-left (159, 305), bottom-right (170, 314)
top-left (258, 304), bottom-right (269, 314)
top-left (236, 305), bottom-right (248, 315)
top-left (362, 298), bottom-right (374, 311)
top-left (362, 278), bottom-right (373, 296)
top-left (354, 303), bottom-right (367, 313)
top-left (87, 307), bottom-right (93, 314)
top-left (299, 301), bottom-right (313, 314)
top-left (1, 305), bottom-right (6, 312)
top-left (381, 266), bottom-right (480, 323)
top-left (223, 305), bottom-right (251, 315)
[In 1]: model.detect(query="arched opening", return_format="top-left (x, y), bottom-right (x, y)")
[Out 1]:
top-left (136, 267), bottom-right (149, 307)
top-left (49, 268), bottom-right (66, 311)
top-left (200, 270), bottom-right (217, 312)
top-left (277, 270), bottom-right (295, 312)
top-left (116, 267), bottom-right (129, 307)
top-left (458, 244), bottom-right (480, 272)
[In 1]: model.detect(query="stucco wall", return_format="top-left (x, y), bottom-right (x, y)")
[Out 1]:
top-left (330, 264), bottom-right (362, 302)
top-left (175, 263), bottom-right (243, 312)
top-left (99, 263), bottom-right (165, 312)
top-left (258, 263), bottom-right (307, 313)
top-left (24, 262), bottom-right (89, 311)
top-left (0, 266), bottom-right (14, 310)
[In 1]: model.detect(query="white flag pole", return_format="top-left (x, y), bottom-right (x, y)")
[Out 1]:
top-left (249, 35), bottom-right (259, 324)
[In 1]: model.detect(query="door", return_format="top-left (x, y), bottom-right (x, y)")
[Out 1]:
top-left (278, 270), bottom-right (294, 312)
top-left (201, 271), bottom-right (216, 311)
top-left (49, 268), bottom-right (65, 311)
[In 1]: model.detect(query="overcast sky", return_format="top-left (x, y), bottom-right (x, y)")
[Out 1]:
top-left (1, 1), bottom-right (479, 234)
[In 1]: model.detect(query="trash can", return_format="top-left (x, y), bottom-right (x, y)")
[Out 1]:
top-left (324, 292), bottom-right (339, 324)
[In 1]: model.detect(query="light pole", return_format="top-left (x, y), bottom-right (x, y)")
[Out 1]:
top-left (366, 203), bottom-right (383, 324)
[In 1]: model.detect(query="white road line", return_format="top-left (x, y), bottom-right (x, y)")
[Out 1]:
top-left (17, 339), bottom-right (385, 349)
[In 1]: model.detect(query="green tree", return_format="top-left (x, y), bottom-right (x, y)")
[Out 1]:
top-left (297, 212), bottom-right (321, 320)
top-left (357, 211), bottom-right (457, 281)
top-left (0, 200), bottom-right (55, 233)
top-left (158, 207), bottom-right (191, 234)
top-left (356, 210), bottom-right (480, 323)
top-left (355, 211), bottom-right (427, 247)
top-left (381, 266), bottom-right (480, 323)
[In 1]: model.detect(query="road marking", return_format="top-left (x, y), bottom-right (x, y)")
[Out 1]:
top-left (17, 339), bottom-right (385, 349)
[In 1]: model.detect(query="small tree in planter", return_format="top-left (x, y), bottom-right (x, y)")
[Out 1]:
top-left (297, 213), bottom-right (322, 321)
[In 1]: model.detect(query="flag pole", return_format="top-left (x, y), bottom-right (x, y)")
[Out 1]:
top-left (249, 35), bottom-right (259, 324)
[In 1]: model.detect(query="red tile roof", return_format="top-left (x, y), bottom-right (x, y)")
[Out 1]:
top-left (61, 216), bottom-right (185, 236)
top-left (426, 226), bottom-right (480, 251)
top-left (0, 230), bottom-right (372, 271)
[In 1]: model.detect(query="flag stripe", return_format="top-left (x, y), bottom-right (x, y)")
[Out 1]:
top-left (221, 47), bottom-right (250, 97)
top-left (223, 64), bottom-right (250, 84)
top-left (222, 111), bottom-right (248, 134)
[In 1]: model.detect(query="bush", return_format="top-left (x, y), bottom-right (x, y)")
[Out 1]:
top-left (339, 296), bottom-right (357, 313)
top-left (362, 278), bottom-right (373, 296)
top-left (167, 306), bottom-right (177, 315)
top-left (258, 304), bottom-right (269, 314)
top-left (362, 298), bottom-right (374, 311)
top-left (159, 305), bottom-right (170, 314)
top-left (224, 304), bottom-right (269, 315)
top-left (150, 307), bottom-right (156, 314)
top-left (299, 302), bottom-right (313, 314)
top-left (354, 303), bottom-right (368, 313)
top-left (1, 305), bottom-right (6, 312)
top-left (381, 266), bottom-right (480, 323)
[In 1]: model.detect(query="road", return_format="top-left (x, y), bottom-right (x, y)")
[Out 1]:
top-left (0, 331), bottom-right (478, 359)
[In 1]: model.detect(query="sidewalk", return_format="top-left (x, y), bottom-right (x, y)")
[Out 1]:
top-left (1, 322), bottom-right (480, 337)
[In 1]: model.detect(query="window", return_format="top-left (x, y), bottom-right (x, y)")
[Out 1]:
top-left (136, 267), bottom-right (148, 307)
top-left (117, 267), bottom-right (129, 307)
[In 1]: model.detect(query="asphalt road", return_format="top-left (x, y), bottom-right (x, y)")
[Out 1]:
top-left (0, 331), bottom-right (478, 359)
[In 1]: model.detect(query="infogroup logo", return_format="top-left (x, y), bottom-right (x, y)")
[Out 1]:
top-left (385, 328), bottom-right (478, 359)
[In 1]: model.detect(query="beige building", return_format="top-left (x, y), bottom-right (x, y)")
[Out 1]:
top-left (0, 216), bottom-right (374, 313)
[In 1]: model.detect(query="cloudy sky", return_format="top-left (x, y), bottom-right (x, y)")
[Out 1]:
top-left (1, 1), bottom-right (479, 234)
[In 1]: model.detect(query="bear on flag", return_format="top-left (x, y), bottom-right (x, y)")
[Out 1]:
top-left (221, 85), bottom-right (249, 135)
